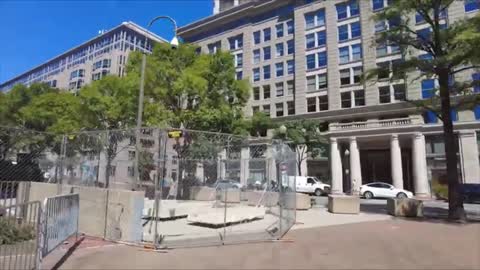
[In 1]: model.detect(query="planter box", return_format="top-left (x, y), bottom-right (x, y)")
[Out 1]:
top-left (328, 195), bottom-right (360, 214)
top-left (246, 191), bottom-right (279, 207)
top-left (387, 198), bottom-right (423, 217)
top-left (189, 186), bottom-right (216, 201)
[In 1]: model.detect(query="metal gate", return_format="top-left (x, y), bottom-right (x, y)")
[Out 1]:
top-left (0, 201), bottom-right (42, 270)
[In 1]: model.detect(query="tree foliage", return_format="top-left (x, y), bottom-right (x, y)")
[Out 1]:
top-left (273, 120), bottom-right (327, 176)
top-left (367, 0), bottom-right (480, 220)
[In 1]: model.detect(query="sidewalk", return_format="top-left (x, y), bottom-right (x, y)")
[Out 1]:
top-left (56, 219), bottom-right (480, 269)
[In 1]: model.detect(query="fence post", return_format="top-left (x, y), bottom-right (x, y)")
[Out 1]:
top-left (57, 135), bottom-right (67, 195)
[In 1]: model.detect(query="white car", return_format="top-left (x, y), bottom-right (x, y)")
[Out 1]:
top-left (360, 182), bottom-right (413, 199)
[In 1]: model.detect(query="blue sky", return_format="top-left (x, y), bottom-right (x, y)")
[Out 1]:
top-left (0, 0), bottom-right (212, 83)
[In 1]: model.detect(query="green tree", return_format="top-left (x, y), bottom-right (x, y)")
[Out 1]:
top-left (369, 0), bottom-right (480, 220)
top-left (273, 120), bottom-right (327, 176)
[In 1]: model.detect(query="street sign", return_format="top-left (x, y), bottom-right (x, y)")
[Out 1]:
top-left (168, 130), bottom-right (183, 138)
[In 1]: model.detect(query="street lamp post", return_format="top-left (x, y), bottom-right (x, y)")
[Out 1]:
top-left (134, 16), bottom-right (179, 190)
top-left (344, 149), bottom-right (350, 195)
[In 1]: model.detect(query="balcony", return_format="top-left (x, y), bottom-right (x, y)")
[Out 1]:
top-left (329, 117), bottom-right (423, 132)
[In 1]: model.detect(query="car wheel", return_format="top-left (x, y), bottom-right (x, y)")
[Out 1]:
top-left (396, 192), bottom-right (407, 199)
top-left (314, 189), bottom-right (322, 197)
top-left (363, 191), bottom-right (373, 200)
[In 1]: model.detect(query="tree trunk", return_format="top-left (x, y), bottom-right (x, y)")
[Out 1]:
top-left (438, 71), bottom-right (466, 221)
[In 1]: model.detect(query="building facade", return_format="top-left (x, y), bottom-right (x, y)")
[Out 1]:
top-left (0, 21), bottom-right (166, 92)
top-left (179, 0), bottom-right (480, 196)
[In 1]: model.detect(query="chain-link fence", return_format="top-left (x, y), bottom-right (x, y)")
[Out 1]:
top-left (0, 126), bottom-right (298, 248)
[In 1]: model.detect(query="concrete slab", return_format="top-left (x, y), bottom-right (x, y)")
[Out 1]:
top-left (187, 207), bottom-right (265, 227)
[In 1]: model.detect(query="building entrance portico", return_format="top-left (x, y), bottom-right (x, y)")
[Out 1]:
top-left (330, 133), bottom-right (430, 198)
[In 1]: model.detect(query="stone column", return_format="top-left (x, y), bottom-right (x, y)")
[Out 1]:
top-left (266, 145), bottom-right (277, 183)
top-left (412, 133), bottom-right (430, 197)
top-left (240, 147), bottom-right (250, 186)
top-left (330, 138), bottom-right (343, 194)
top-left (349, 137), bottom-right (362, 195)
top-left (195, 163), bottom-right (204, 183)
top-left (390, 134), bottom-right (404, 189)
top-left (458, 130), bottom-right (480, 184)
top-left (217, 149), bottom-right (226, 179)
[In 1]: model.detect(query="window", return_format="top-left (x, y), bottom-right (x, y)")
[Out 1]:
top-left (229, 35), bottom-right (243, 50)
top-left (319, 95), bottom-right (329, 111)
top-left (276, 24), bottom-right (284, 38)
top-left (354, 90), bottom-right (365, 106)
top-left (253, 49), bottom-right (261, 64)
top-left (339, 22), bottom-right (361, 41)
top-left (450, 109), bottom-right (458, 122)
top-left (336, 0), bottom-right (359, 20)
top-left (287, 20), bottom-right (294, 35)
top-left (307, 76), bottom-right (316, 92)
top-left (306, 34), bottom-right (316, 49)
top-left (307, 97), bottom-right (317, 112)
top-left (287, 40), bottom-right (295, 54)
top-left (208, 42), bottom-right (221, 54)
top-left (375, 21), bottom-right (386, 32)
top-left (422, 79), bottom-right (435, 98)
top-left (276, 82), bottom-right (284, 97)
top-left (254, 31), bottom-right (261, 44)
top-left (351, 44), bottom-right (362, 61)
top-left (252, 106), bottom-right (260, 114)
top-left (264, 28), bottom-right (271, 42)
top-left (341, 92), bottom-right (352, 108)
top-left (339, 47), bottom-right (350, 64)
top-left (318, 73), bottom-right (328, 89)
top-left (276, 63), bottom-right (284, 77)
top-left (128, 151), bottom-right (136, 160)
top-left (253, 68), bottom-right (260, 82)
top-left (263, 105), bottom-right (271, 116)
top-left (276, 43), bottom-right (284, 57)
top-left (263, 85), bottom-right (271, 99)
top-left (263, 65), bottom-right (271, 80)
top-left (235, 53), bottom-right (243, 67)
top-left (287, 60), bottom-right (295, 75)
top-left (353, 67), bottom-right (362, 83)
top-left (424, 110), bottom-right (438, 123)
top-left (473, 73), bottom-right (480, 93)
top-left (317, 31), bottom-right (326, 47)
top-left (340, 69), bottom-right (351, 85)
top-left (338, 25), bottom-right (349, 41)
top-left (305, 9), bottom-right (325, 29)
top-left (393, 84), bottom-right (406, 101)
top-left (474, 105), bottom-right (480, 120)
top-left (287, 80), bottom-right (294, 95)
top-left (263, 46), bottom-right (271, 60)
top-left (376, 43), bottom-right (388, 56)
top-left (317, 51), bottom-right (327, 67)
top-left (306, 54), bottom-right (316, 70)
top-left (351, 22), bottom-right (361, 38)
top-left (276, 103), bottom-right (284, 117)
top-left (415, 12), bottom-right (425, 24)
top-left (372, 0), bottom-right (384, 10)
top-left (287, 101), bottom-right (295, 115)
top-left (377, 62), bottom-right (390, 79)
top-left (417, 28), bottom-right (431, 42)
top-left (236, 71), bottom-right (243, 80)
top-left (253, 87), bottom-right (260, 100)
top-left (379, 86), bottom-right (391, 103)
top-left (465, 0), bottom-right (479, 12)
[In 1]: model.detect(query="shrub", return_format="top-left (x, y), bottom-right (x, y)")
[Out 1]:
top-left (432, 181), bottom-right (448, 200)
top-left (0, 218), bottom-right (36, 245)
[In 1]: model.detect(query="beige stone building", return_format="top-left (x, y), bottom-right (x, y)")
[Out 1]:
top-left (178, 0), bottom-right (480, 196)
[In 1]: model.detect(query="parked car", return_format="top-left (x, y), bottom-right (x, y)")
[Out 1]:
top-left (213, 179), bottom-right (243, 190)
top-left (292, 176), bottom-right (330, 196)
top-left (460, 183), bottom-right (480, 203)
top-left (360, 182), bottom-right (413, 199)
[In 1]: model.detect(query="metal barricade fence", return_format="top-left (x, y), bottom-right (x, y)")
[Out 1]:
top-left (42, 194), bottom-right (79, 257)
top-left (0, 201), bottom-right (42, 270)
